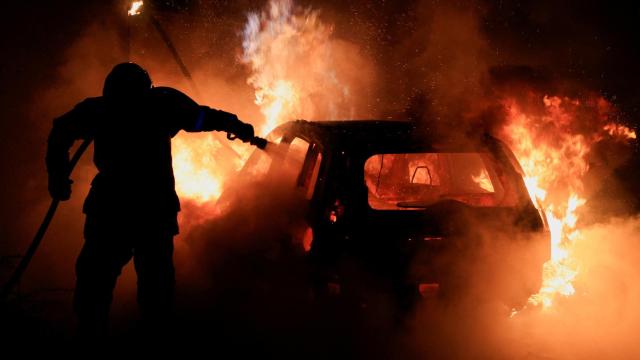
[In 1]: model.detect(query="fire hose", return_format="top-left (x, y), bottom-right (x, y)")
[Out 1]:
top-left (1, 134), bottom-right (267, 303)
top-left (0, 138), bottom-right (92, 302)
top-left (230, 133), bottom-right (268, 150)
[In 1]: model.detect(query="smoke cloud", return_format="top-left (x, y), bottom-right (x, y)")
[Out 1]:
top-left (1, 0), bottom-right (640, 357)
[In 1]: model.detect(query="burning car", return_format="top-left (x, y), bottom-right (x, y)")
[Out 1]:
top-left (223, 119), bottom-right (550, 311)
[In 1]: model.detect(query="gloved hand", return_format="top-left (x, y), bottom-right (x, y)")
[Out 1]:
top-left (233, 122), bottom-right (255, 143)
top-left (48, 177), bottom-right (73, 201)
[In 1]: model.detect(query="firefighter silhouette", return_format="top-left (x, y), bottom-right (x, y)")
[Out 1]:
top-left (46, 63), bottom-right (255, 338)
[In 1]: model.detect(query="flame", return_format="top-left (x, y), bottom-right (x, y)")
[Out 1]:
top-left (167, 0), bottom-right (379, 209)
top-left (603, 123), bottom-right (636, 140)
top-left (241, 0), bottom-right (353, 135)
top-left (472, 169), bottom-right (494, 192)
top-left (172, 134), bottom-right (223, 204)
top-left (501, 95), bottom-right (634, 309)
top-left (169, 1), bottom-right (344, 206)
top-left (128, 1), bottom-right (143, 16)
top-left (171, 0), bottom-right (360, 208)
top-left (171, 131), bottom-right (249, 206)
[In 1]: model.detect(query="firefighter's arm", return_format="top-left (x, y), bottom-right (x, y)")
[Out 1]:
top-left (188, 106), bottom-right (255, 142)
top-left (45, 99), bottom-right (94, 201)
top-left (154, 87), bottom-right (255, 142)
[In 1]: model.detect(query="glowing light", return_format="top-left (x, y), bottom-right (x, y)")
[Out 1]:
top-left (472, 169), bottom-right (494, 192)
top-left (172, 136), bottom-right (221, 203)
top-left (171, 0), bottom-right (366, 207)
top-left (501, 95), bottom-right (634, 309)
top-left (172, 133), bottom-right (246, 205)
top-left (603, 123), bottom-right (636, 140)
top-left (303, 227), bottom-right (314, 252)
top-left (241, 0), bottom-right (352, 135)
top-left (128, 1), bottom-right (143, 16)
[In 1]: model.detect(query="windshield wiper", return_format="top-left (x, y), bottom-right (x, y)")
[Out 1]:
top-left (396, 198), bottom-right (469, 209)
top-left (396, 201), bottom-right (433, 208)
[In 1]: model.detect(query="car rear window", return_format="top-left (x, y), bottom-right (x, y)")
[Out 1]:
top-left (364, 152), bottom-right (519, 210)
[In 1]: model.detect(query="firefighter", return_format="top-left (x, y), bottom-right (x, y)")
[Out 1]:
top-left (46, 62), bottom-right (255, 339)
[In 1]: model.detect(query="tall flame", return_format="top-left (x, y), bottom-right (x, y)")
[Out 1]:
top-left (501, 95), bottom-right (635, 309)
top-left (173, 0), bottom-right (356, 204)
top-left (241, 0), bottom-right (352, 135)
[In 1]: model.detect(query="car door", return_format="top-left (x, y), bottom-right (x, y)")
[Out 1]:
top-left (277, 134), bottom-right (324, 252)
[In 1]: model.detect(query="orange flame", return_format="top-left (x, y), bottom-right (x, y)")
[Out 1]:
top-left (472, 168), bottom-right (495, 193)
top-left (172, 134), bottom-right (223, 204)
top-left (171, 130), bottom-right (249, 206)
top-left (241, 0), bottom-right (353, 135)
top-left (603, 123), bottom-right (636, 140)
top-left (501, 95), bottom-right (635, 309)
top-left (172, 0), bottom-right (354, 205)
top-left (128, 1), bottom-right (143, 16)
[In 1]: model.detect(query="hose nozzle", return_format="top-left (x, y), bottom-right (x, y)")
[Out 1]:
top-left (250, 136), bottom-right (268, 150)
top-left (225, 132), bottom-right (268, 150)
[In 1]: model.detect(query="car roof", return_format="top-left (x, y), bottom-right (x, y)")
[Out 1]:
top-left (273, 120), bottom-right (414, 144)
top-left (271, 119), bottom-right (499, 152)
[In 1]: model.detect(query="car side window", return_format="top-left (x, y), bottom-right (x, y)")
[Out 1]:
top-left (281, 137), bottom-right (310, 186)
top-left (281, 137), bottom-right (322, 199)
top-left (298, 143), bottom-right (322, 200)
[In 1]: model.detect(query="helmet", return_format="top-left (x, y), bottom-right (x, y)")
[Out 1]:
top-left (102, 62), bottom-right (152, 100)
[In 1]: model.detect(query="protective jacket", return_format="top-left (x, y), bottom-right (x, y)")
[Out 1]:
top-left (46, 86), bottom-right (245, 234)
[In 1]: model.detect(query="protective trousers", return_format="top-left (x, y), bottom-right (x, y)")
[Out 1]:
top-left (73, 214), bottom-right (176, 339)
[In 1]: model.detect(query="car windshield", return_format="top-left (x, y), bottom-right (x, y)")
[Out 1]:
top-left (364, 152), bottom-right (519, 210)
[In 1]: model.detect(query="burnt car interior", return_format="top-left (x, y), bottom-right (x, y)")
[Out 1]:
top-left (364, 152), bottom-right (520, 209)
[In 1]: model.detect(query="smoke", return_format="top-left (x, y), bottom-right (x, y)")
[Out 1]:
top-left (402, 216), bottom-right (640, 359)
top-left (384, 2), bottom-right (640, 358)
top-left (2, 0), bottom-right (640, 356)
top-left (240, 0), bottom-right (377, 134)
top-left (173, 162), bottom-right (640, 358)
top-left (543, 216), bottom-right (640, 358)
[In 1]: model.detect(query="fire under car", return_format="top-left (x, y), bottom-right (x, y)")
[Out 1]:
top-left (221, 120), bottom-right (550, 311)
